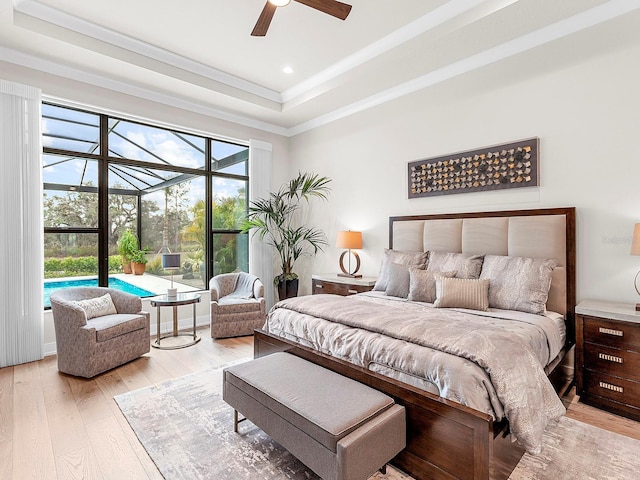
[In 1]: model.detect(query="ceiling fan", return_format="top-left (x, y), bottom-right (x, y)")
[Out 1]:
top-left (252, 0), bottom-right (352, 37)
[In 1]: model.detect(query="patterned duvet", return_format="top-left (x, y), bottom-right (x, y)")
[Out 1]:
top-left (264, 292), bottom-right (567, 454)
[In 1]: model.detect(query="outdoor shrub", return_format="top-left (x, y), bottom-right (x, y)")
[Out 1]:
top-left (146, 257), bottom-right (164, 275)
top-left (44, 258), bottom-right (64, 273)
top-left (44, 255), bottom-right (99, 278)
top-left (108, 255), bottom-right (122, 272)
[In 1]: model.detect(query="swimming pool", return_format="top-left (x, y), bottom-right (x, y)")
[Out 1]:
top-left (44, 277), bottom-right (156, 308)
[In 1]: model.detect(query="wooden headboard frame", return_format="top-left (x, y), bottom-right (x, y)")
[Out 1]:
top-left (389, 207), bottom-right (576, 344)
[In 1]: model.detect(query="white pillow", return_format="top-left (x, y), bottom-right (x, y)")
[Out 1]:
top-left (73, 293), bottom-right (118, 319)
top-left (479, 255), bottom-right (557, 315)
top-left (427, 252), bottom-right (484, 279)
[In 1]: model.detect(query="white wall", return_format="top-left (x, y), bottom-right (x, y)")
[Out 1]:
top-left (288, 39), bottom-right (640, 305)
top-left (5, 32), bottom-right (640, 347)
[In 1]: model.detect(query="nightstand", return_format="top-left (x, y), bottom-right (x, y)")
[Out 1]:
top-left (576, 299), bottom-right (640, 421)
top-left (311, 274), bottom-right (377, 296)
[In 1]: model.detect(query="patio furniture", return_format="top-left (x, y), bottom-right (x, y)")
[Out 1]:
top-left (210, 272), bottom-right (266, 338)
top-left (50, 287), bottom-right (150, 378)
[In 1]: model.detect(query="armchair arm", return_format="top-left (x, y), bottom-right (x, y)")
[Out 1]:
top-left (253, 278), bottom-right (265, 299)
top-left (209, 277), bottom-right (221, 302)
top-left (109, 289), bottom-right (143, 314)
top-left (50, 300), bottom-right (88, 328)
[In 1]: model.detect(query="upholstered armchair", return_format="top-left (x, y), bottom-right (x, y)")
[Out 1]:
top-left (210, 272), bottom-right (266, 339)
top-left (50, 287), bottom-right (150, 378)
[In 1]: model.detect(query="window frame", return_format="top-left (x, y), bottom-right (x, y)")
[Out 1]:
top-left (42, 102), bottom-right (250, 303)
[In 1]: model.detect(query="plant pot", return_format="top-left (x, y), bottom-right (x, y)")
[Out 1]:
top-left (131, 262), bottom-right (146, 275)
top-left (277, 278), bottom-right (299, 301)
top-left (122, 257), bottom-right (132, 274)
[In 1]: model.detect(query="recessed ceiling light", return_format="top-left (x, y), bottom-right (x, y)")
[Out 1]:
top-left (283, 66), bottom-right (294, 74)
top-left (269, 0), bottom-right (291, 6)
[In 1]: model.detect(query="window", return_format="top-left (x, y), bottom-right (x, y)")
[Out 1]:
top-left (42, 103), bottom-right (249, 307)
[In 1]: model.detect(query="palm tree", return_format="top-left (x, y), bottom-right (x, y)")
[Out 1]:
top-left (242, 172), bottom-right (331, 298)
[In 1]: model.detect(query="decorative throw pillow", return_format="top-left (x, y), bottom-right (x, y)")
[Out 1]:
top-left (427, 252), bottom-right (484, 279)
top-left (385, 263), bottom-right (411, 298)
top-left (434, 277), bottom-right (489, 311)
top-left (408, 268), bottom-right (457, 303)
top-left (373, 248), bottom-right (429, 292)
top-left (73, 293), bottom-right (118, 319)
top-left (479, 255), bottom-right (557, 315)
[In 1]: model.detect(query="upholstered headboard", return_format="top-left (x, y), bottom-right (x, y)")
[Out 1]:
top-left (389, 208), bottom-right (576, 337)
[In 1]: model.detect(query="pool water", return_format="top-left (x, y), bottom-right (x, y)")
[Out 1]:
top-left (44, 277), bottom-right (155, 308)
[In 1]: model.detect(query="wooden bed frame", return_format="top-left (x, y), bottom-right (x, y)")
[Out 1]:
top-left (254, 207), bottom-right (576, 480)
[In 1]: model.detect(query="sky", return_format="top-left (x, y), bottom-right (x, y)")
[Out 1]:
top-left (41, 103), bottom-right (249, 210)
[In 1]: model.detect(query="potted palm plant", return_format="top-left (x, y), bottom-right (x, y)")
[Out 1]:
top-left (117, 229), bottom-right (138, 274)
top-left (242, 172), bottom-right (331, 300)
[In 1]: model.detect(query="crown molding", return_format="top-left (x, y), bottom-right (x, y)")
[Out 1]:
top-left (13, 0), bottom-right (283, 106)
top-left (288, 0), bottom-right (640, 136)
top-left (0, 46), bottom-right (289, 137)
top-left (280, 0), bottom-right (488, 103)
top-left (5, 0), bottom-right (640, 138)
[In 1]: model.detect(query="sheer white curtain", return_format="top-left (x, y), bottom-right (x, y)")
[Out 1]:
top-left (0, 80), bottom-right (44, 367)
top-left (248, 139), bottom-right (275, 308)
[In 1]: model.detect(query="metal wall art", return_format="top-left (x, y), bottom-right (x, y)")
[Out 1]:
top-left (408, 138), bottom-right (539, 198)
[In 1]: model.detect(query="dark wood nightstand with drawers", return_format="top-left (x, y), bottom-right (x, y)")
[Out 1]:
top-left (311, 274), bottom-right (377, 296)
top-left (576, 300), bottom-right (640, 421)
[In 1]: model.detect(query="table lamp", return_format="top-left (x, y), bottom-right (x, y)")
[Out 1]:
top-left (162, 253), bottom-right (181, 297)
top-left (631, 224), bottom-right (640, 311)
top-left (336, 230), bottom-right (362, 278)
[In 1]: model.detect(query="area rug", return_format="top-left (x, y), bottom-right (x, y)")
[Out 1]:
top-left (115, 364), bottom-right (640, 480)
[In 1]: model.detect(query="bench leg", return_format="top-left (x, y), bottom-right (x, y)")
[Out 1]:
top-left (233, 409), bottom-right (248, 433)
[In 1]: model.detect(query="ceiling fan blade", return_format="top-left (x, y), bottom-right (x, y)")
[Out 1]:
top-left (251, 2), bottom-right (278, 37)
top-left (294, 0), bottom-right (352, 20)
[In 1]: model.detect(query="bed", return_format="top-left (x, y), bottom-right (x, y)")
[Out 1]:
top-left (254, 207), bottom-right (576, 480)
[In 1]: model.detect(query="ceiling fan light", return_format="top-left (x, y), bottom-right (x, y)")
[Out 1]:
top-left (268, 0), bottom-right (291, 6)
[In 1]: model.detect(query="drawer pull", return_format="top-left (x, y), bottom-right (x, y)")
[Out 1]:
top-left (598, 327), bottom-right (623, 337)
top-left (316, 284), bottom-right (323, 289)
top-left (599, 381), bottom-right (624, 393)
top-left (598, 352), bottom-right (623, 363)
top-left (347, 289), bottom-right (358, 294)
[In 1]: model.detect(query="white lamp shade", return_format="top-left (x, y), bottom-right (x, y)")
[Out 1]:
top-left (162, 253), bottom-right (181, 269)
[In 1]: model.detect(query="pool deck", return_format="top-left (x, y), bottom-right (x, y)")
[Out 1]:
top-left (111, 273), bottom-right (201, 295)
top-left (45, 273), bottom-right (205, 297)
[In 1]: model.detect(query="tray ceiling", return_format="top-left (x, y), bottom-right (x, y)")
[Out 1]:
top-left (2, 0), bottom-right (640, 136)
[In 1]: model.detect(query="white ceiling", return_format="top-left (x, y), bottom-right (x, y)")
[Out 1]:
top-left (2, 0), bottom-right (640, 136)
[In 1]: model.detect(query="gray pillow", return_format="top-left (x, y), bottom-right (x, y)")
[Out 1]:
top-left (479, 255), bottom-right (557, 315)
top-left (385, 263), bottom-right (411, 298)
top-left (373, 248), bottom-right (429, 291)
top-left (434, 277), bottom-right (489, 311)
top-left (427, 252), bottom-right (484, 279)
top-left (408, 268), bottom-right (457, 303)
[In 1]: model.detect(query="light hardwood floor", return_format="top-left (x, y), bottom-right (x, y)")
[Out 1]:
top-left (1, 331), bottom-right (638, 480)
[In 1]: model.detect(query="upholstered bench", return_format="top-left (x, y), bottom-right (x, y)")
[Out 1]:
top-left (223, 352), bottom-right (406, 480)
